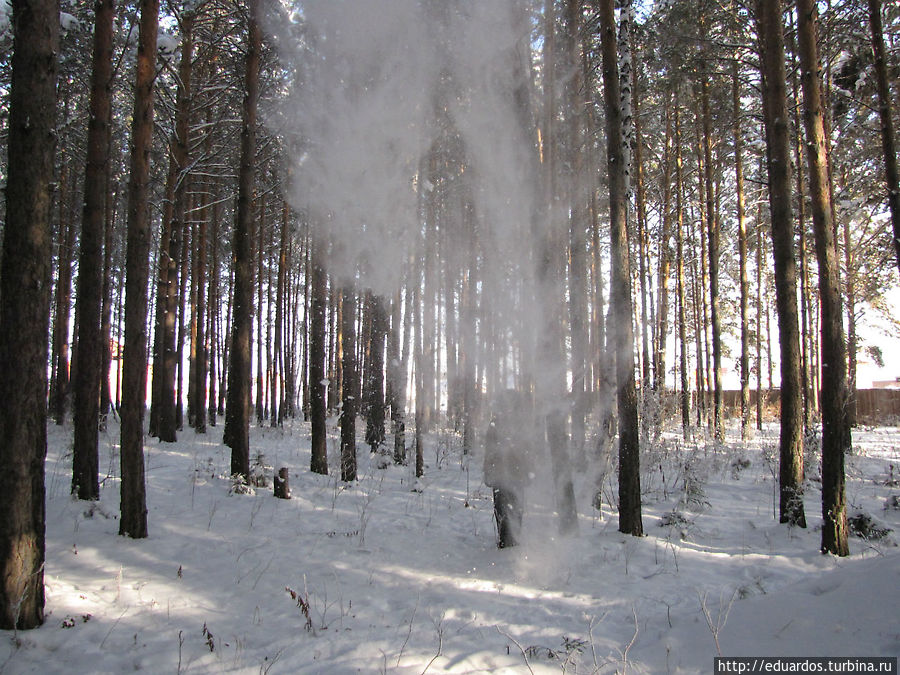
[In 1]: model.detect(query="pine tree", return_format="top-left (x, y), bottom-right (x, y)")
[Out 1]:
top-left (224, 0), bottom-right (262, 482)
top-left (71, 0), bottom-right (115, 501)
top-left (119, 0), bottom-right (160, 540)
top-left (0, 0), bottom-right (59, 629)
top-left (755, 0), bottom-right (806, 528)
top-left (598, 0), bottom-right (643, 537)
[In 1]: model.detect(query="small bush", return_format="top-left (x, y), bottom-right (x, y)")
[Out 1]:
top-left (847, 511), bottom-right (892, 540)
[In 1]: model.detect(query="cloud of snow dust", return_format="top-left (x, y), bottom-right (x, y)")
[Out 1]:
top-left (270, 0), bottom-right (578, 548)
top-left (269, 0), bottom-right (541, 299)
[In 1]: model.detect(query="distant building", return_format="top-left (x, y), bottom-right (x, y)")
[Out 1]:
top-left (872, 377), bottom-right (900, 390)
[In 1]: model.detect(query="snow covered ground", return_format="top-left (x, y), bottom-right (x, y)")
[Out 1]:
top-left (1, 416), bottom-right (898, 673)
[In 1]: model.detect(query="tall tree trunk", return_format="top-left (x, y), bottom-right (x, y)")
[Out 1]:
top-left (119, 0), bottom-right (159, 539)
top-left (796, 0), bottom-right (850, 556)
top-left (701, 51), bottom-right (723, 442)
top-left (99, 182), bottom-right (119, 431)
top-left (675, 99), bottom-right (691, 438)
top-left (866, 0), bottom-right (900, 279)
top-left (224, 0), bottom-right (261, 481)
top-left (340, 286), bottom-right (358, 482)
top-left (842, 211), bottom-right (858, 427)
top-left (389, 288), bottom-right (406, 464)
top-left (309, 235), bottom-right (329, 475)
top-left (599, 0), bottom-right (642, 537)
top-left (51, 178), bottom-right (77, 425)
top-left (565, 0), bottom-right (589, 461)
top-left (733, 61), bottom-right (751, 440)
top-left (149, 163), bottom-right (176, 438)
top-left (72, 0), bottom-right (115, 501)
top-left (256, 196), bottom-right (266, 424)
top-left (756, 0), bottom-right (807, 527)
top-left (756, 197), bottom-right (764, 431)
top-left (365, 294), bottom-right (387, 453)
top-left (656, 91), bottom-right (673, 397)
top-left (0, 0), bottom-right (58, 629)
top-left (788, 15), bottom-right (815, 430)
top-left (271, 202), bottom-right (288, 427)
top-left (174, 181), bottom-right (192, 431)
top-left (192, 135), bottom-right (209, 434)
top-left (207, 186), bottom-right (220, 427)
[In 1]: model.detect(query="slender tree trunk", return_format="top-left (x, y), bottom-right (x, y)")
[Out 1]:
top-left (309, 235), bottom-right (329, 475)
top-left (193, 147), bottom-right (209, 434)
top-left (843, 212), bottom-right (858, 427)
top-left (271, 202), bottom-right (288, 427)
top-left (340, 286), bottom-right (358, 482)
top-left (700, 54), bottom-right (723, 441)
top-left (389, 288), bottom-right (406, 464)
top-left (756, 197), bottom-right (764, 431)
top-left (99, 182), bottom-right (118, 430)
top-left (796, 0), bottom-right (850, 556)
top-left (756, 0), bottom-right (806, 527)
top-left (51, 182), bottom-right (77, 425)
top-left (174, 182), bottom-right (192, 432)
top-left (733, 61), bottom-right (751, 440)
top-left (207, 186), bottom-right (219, 427)
top-left (656, 91), bottom-right (673, 398)
top-left (788, 16), bottom-right (815, 430)
top-left (866, 0), bottom-right (900, 278)
top-left (599, 0), bottom-right (642, 537)
top-left (224, 0), bottom-right (261, 481)
top-left (365, 294), bottom-right (387, 453)
top-left (675, 99), bottom-right (691, 438)
top-left (72, 0), bottom-right (114, 500)
top-left (256, 196), bottom-right (266, 424)
top-left (119, 0), bottom-right (159, 539)
top-left (0, 0), bottom-right (58, 629)
top-left (149, 163), bottom-right (175, 438)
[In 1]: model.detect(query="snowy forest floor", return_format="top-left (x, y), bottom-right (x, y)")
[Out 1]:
top-left (1, 414), bottom-right (899, 673)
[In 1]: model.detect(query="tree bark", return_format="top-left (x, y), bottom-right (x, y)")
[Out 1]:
top-left (309, 235), bottom-right (329, 475)
top-left (119, 0), bottom-right (159, 539)
top-left (598, 0), bottom-right (642, 537)
top-left (365, 294), bottom-right (387, 453)
top-left (51, 175), bottom-right (77, 425)
top-left (224, 0), bottom-right (261, 482)
top-left (756, 0), bottom-right (807, 527)
top-left (158, 14), bottom-right (194, 442)
top-left (388, 289), bottom-right (406, 464)
top-left (796, 0), bottom-right (850, 556)
top-left (732, 60), bottom-right (751, 440)
top-left (673, 99), bottom-right (691, 439)
top-left (866, 0), bottom-right (900, 279)
top-left (700, 50), bottom-right (723, 442)
top-left (340, 286), bottom-right (358, 482)
top-left (0, 0), bottom-right (58, 629)
top-left (72, 0), bottom-right (115, 501)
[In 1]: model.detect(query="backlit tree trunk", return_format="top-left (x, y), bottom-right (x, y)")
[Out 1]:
top-left (72, 0), bottom-right (115, 501)
top-left (341, 286), bottom-right (358, 482)
top-left (119, 0), bottom-right (159, 539)
top-left (225, 0), bottom-right (261, 481)
top-left (0, 0), bottom-right (59, 629)
top-left (756, 0), bottom-right (806, 528)
top-left (309, 235), bottom-right (329, 475)
top-left (796, 0), bottom-right (850, 556)
top-left (599, 0), bottom-right (643, 537)
top-left (866, 0), bottom-right (900, 279)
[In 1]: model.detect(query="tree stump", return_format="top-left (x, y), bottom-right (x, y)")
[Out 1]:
top-left (274, 467), bottom-right (291, 499)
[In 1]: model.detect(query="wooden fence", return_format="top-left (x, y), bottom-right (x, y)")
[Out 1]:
top-left (718, 388), bottom-right (900, 426)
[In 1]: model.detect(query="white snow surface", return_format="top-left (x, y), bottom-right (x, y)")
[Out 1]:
top-left (2, 419), bottom-right (899, 673)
